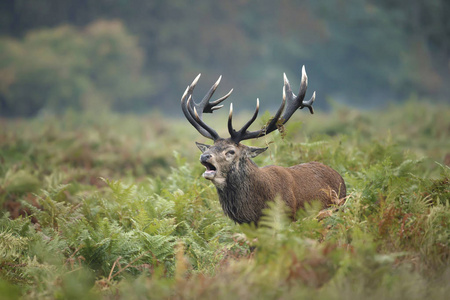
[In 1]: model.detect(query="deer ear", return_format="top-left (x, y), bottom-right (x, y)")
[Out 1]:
top-left (195, 142), bottom-right (211, 153)
top-left (246, 146), bottom-right (268, 158)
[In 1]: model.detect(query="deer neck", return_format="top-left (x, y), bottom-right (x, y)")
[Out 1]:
top-left (215, 157), bottom-right (264, 224)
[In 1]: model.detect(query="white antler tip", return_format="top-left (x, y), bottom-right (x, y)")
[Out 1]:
top-left (214, 75), bottom-right (222, 88)
top-left (212, 105), bottom-right (224, 111)
top-left (181, 85), bottom-right (189, 101)
top-left (192, 73), bottom-right (201, 86)
top-left (283, 73), bottom-right (289, 85)
top-left (223, 88), bottom-right (234, 99)
top-left (301, 65), bottom-right (308, 85)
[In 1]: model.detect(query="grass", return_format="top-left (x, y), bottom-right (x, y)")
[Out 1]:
top-left (0, 100), bottom-right (449, 299)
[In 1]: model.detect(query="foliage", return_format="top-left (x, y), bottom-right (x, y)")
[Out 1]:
top-left (0, 101), bottom-right (450, 299)
top-left (0, 20), bottom-right (152, 117)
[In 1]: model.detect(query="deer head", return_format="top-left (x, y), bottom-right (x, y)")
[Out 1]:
top-left (194, 139), bottom-right (267, 188)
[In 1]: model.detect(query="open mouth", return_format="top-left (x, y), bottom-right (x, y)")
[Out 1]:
top-left (201, 161), bottom-right (217, 179)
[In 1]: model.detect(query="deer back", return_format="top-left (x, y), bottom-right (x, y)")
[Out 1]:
top-left (225, 161), bottom-right (345, 223)
top-left (261, 162), bottom-right (346, 211)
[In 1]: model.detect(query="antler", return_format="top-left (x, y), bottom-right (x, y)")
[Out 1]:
top-left (181, 66), bottom-right (315, 144)
top-left (228, 65), bottom-right (315, 143)
top-left (181, 74), bottom-right (233, 141)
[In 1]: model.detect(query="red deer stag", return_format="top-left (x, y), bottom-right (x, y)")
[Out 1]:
top-left (181, 66), bottom-right (346, 224)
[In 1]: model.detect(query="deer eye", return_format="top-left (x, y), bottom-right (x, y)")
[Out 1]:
top-left (226, 150), bottom-right (235, 156)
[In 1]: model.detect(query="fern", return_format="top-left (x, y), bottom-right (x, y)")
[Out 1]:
top-left (135, 232), bottom-right (176, 266)
top-left (1, 104), bottom-right (449, 298)
top-left (0, 230), bottom-right (29, 261)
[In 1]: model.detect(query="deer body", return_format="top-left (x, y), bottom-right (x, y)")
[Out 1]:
top-left (181, 66), bottom-right (346, 224)
top-left (197, 138), bottom-right (346, 224)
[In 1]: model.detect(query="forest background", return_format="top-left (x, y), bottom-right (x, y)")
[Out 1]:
top-left (1, 0), bottom-right (449, 117)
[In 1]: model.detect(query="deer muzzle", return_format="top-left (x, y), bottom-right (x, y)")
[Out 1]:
top-left (200, 153), bottom-right (217, 179)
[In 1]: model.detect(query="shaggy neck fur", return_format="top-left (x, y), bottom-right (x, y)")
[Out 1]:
top-left (215, 156), bottom-right (266, 224)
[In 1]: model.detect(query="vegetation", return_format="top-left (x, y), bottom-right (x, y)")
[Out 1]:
top-left (1, 101), bottom-right (449, 299)
top-left (0, 20), bottom-right (151, 117)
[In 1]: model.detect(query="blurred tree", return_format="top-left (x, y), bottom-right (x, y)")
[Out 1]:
top-left (0, 0), bottom-right (448, 116)
top-left (371, 0), bottom-right (450, 96)
top-left (0, 20), bottom-right (153, 117)
top-left (307, 0), bottom-right (414, 103)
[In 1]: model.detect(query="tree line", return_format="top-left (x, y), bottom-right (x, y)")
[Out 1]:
top-left (0, 0), bottom-right (448, 117)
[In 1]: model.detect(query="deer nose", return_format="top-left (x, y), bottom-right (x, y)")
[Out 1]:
top-left (200, 153), bottom-right (212, 163)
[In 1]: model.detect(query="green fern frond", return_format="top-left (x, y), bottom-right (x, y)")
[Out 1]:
top-left (258, 198), bottom-right (291, 235)
top-left (101, 178), bottom-right (137, 204)
top-left (134, 232), bottom-right (176, 263)
top-left (0, 230), bottom-right (29, 260)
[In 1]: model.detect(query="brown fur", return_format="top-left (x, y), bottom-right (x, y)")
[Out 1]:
top-left (197, 138), bottom-right (346, 224)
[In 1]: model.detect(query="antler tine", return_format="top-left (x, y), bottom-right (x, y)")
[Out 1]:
top-left (181, 73), bottom-right (236, 141)
top-left (297, 65), bottom-right (308, 101)
top-left (280, 65), bottom-right (315, 123)
top-left (189, 97), bottom-right (220, 140)
top-left (196, 76), bottom-right (221, 116)
top-left (240, 98), bottom-right (260, 134)
top-left (202, 75), bottom-right (222, 105)
top-left (181, 93), bottom-right (216, 140)
top-left (181, 74), bottom-right (221, 140)
top-left (228, 99), bottom-right (260, 143)
top-left (209, 88), bottom-right (233, 111)
top-left (227, 103), bottom-right (234, 138)
top-left (190, 75), bottom-right (233, 119)
top-left (301, 91), bottom-right (315, 114)
top-left (296, 65), bottom-right (315, 114)
top-left (230, 66), bottom-right (315, 143)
